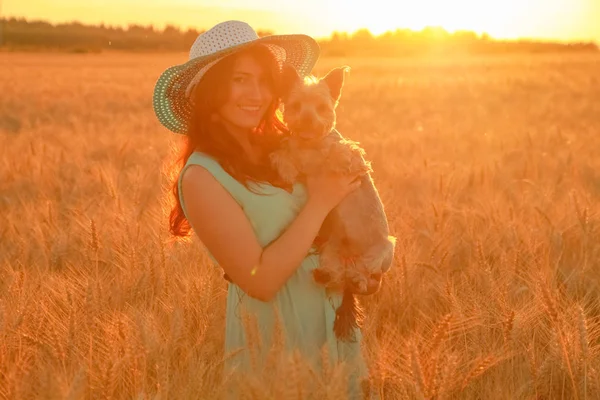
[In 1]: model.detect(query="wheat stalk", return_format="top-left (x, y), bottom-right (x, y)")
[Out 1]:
top-left (571, 191), bottom-right (589, 233)
top-left (428, 351), bottom-right (447, 399)
top-left (460, 355), bottom-right (497, 390)
top-left (476, 240), bottom-right (488, 271)
top-left (426, 313), bottom-right (452, 359)
top-left (89, 218), bottom-right (99, 254)
top-left (539, 279), bottom-right (559, 325)
top-left (577, 306), bottom-right (589, 361)
top-left (437, 249), bottom-right (450, 270)
top-left (577, 305), bottom-right (589, 398)
top-left (437, 353), bottom-right (459, 399)
top-left (410, 341), bottom-right (425, 398)
top-left (49, 322), bottom-right (66, 369)
top-left (423, 313), bottom-right (452, 397)
top-left (444, 279), bottom-right (458, 312)
top-left (328, 358), bottom-right (351, 400)
top-left (538, 278), bottom-right (579, 399)
top-left (264, 310), bottom-right (285, 376)
top-left (100, 358), bottom-right (117, 400)
top-left (318, 344), bottom-right (333, 396)
top-left (281, 349), bottom-right (307, 400)
top-left (401, 254), bottom-right (408, 302)
top-left (241, 312), bottom-right (262, 373)
top-left (502, 308), bottom-right (515, 350)
top-left (526, 343), bottom-right (538, 389)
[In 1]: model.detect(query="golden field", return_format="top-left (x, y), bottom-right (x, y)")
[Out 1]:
top-left (1, 51), bottom-right (599, 399)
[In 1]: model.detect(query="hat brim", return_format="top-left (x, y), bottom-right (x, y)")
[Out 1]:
top-left (153, 34), bottom-right (320, 134)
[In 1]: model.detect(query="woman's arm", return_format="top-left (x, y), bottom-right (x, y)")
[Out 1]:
top-left (181, 165), bottom-right (330, 302)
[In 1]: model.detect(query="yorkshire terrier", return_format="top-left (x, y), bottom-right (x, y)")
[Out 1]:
top-left (270, 64), bottom-right (396, 342)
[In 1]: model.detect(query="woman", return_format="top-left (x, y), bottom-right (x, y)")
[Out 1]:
top-left (154, 21), bottom-right (370, 398)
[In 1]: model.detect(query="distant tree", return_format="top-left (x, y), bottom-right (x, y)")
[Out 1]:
top-left (256, 30), bottom-right (273, 38)
top-left (352, 28), bottom-right (374, 41)
top-left (0, 17), bottom-right (597, 55)
top-left (163, 25), bottom-right (180, 36)
top-left (183, 28), bottom-right (201, 48)
top-left (452, 30), bottom-right (478, 42)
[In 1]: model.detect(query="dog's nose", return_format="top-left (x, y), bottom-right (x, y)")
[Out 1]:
top-left (299, 115), bottom-right (315, 128)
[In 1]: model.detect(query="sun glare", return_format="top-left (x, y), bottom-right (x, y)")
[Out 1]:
top-left (3, 0), bottom-right (595, 42)
top-left (328, 0), bottom-right (580, 40)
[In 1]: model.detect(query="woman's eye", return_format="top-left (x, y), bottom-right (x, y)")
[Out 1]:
top-left (317, 104), bottom-right (327, 113)
top-left (233, 77), bottom-right (245, 83)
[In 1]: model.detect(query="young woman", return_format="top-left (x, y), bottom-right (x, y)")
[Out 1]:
top-left (153, 21), bottom-right (371, 398)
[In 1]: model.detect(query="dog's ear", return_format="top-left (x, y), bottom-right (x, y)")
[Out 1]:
top-left (321, 66), bottom-right (350, 103)
top-left (280, 63), bottom-right (302, 99)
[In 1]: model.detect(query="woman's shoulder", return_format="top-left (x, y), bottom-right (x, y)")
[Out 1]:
top-left (182, 151), bottom-right (244, 190)
top-left (186, 150), bottom-right (219, 167)
top-left (184, 151), bottom-right (231, 175)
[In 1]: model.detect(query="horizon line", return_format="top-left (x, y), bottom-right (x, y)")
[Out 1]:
top-left (2, 15), bottom-right (598, 45)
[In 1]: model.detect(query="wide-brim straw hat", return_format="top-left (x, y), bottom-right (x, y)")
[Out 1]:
top-left (153, 20), bottom-right (320, 134)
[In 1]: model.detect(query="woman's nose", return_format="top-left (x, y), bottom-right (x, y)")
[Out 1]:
top-left (246, 79), bottom-right (263, 100)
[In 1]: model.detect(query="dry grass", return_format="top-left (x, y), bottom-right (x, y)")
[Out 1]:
top-left (1, 51), bottom-right (600, 399)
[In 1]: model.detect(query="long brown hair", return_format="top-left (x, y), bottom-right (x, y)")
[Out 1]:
top-left (169, 44), bottom-right (289, 238)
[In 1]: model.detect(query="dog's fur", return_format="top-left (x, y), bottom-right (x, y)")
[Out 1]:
top-left (270, 64), bottom-right (396, 341)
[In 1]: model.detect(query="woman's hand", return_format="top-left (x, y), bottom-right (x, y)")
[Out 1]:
top-left (305, 170), bottom-right (363, 214)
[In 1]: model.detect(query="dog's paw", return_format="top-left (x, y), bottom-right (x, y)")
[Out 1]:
top-left (349, 272), bottom-right (382, 295)
top-left (326, 142), bottom-right (354, 169)
top-left (356, 238), bottom-right (396, 276)
top-left (346, 270), bottom-right (368, 294)
top-left (347, 154), bottom-right (372, 176)
top-left (380, 237), bottom-right (396, 274)
top-left (271, 152), bottom-right (299, 183)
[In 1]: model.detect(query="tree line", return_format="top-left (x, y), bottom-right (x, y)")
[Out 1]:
top-left (0, 17), bottom-right (597, 55)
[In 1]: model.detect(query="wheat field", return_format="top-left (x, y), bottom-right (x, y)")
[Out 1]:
top-left (1, 51), bottom-right (599, 399)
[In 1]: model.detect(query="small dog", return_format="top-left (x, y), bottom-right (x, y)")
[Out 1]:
top-left (270, 64), bottom-right (396, 342)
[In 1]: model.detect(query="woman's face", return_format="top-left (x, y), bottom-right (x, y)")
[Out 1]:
top-left (217, 52), bottom-right (274, 134)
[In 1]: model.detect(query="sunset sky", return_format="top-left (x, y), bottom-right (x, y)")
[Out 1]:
top-left (4, 0), bottom-right (600, 42)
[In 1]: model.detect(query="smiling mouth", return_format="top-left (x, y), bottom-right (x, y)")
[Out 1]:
top-left (239, 105), bottom-right (261, 112)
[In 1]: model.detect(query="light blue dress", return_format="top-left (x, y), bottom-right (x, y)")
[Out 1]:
top-left (178, 151), bottom-right (369, 398)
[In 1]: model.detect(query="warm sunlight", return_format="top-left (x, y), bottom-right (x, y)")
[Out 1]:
top-left (326, 0), bottom-right (587, 39)
top-left (4, 0), bottom-right (599, 42)
top-left (2, 0), bottom-right (600, 397)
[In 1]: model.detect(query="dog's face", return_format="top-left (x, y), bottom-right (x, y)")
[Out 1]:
top-left (280, 64), bottom-right (349, 140)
